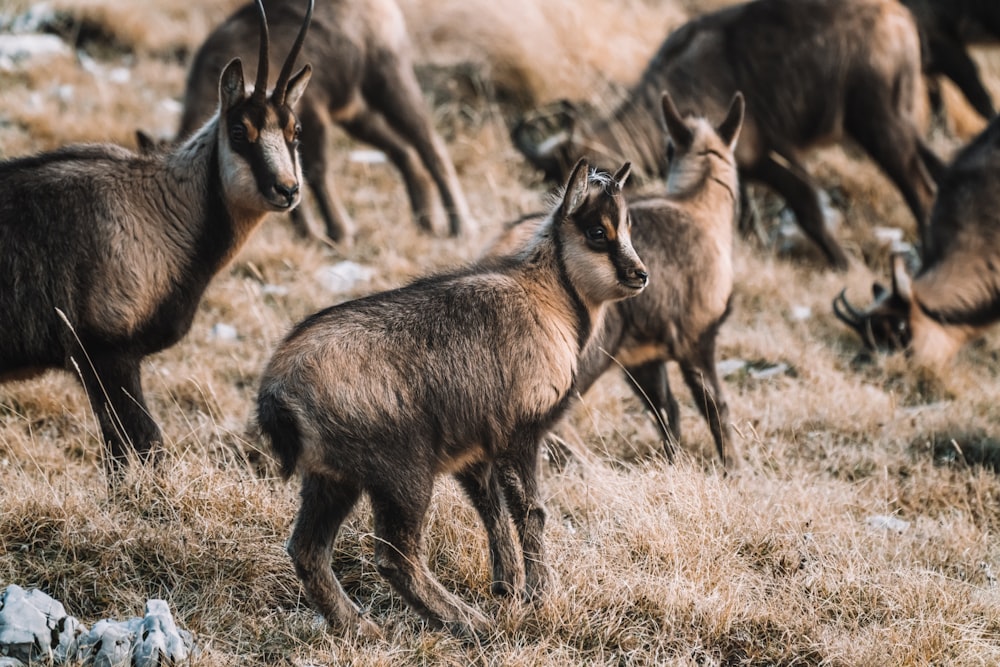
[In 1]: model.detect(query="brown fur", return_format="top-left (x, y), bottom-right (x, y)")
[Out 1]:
top-left (0, 0), bottom-right (314, 470)
top-left (495, 92), bottom-right (744, 469)
top-left (256, 160), bottom-right (647, 639)
top-left (512, 0), bottom-right (943, 271)
top-left (835, 113), bottom-right (1000, 369)
top-left (180, 0), bottom-right (472, 244)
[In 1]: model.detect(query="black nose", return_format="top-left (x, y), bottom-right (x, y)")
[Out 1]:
top-left (632, 269), bottom-right (649, 286)
top-left (275, 181), bottom-right (299, 201)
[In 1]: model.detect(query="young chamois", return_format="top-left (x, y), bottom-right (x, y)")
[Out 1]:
top-left (0, 0), bottom-right (314, 469)
top-left (903, 0), bottom-right (1000, 120)
top-left (834, 113), bottom-right (1000, 369)
top-left (512, 0), bottom-right (942, 271)
top-left (179, 0), bottom-right (471, 244)
top-left (494, 92), bottom-right (744, 469)
top-left (256, 160), bottom-right (648, 639)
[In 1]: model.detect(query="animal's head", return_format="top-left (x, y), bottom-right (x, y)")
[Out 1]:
top-left (511, 100), bottom-right (579, 184)
top-left (660, 90), bottom-right (744, 197)
top-left (217, 0), bottom-right (314, 212)
top-left (834, 256), bottom-right (914, 355)
top-left (554, 159), bottom-right (648, 305)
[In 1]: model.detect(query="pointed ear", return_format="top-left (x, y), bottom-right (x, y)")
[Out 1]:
top-left (282, 64), bottom-right (312, 109)
top-left (717, 91), bottom-right (745, 148)
top-left (613, 161), bottom-right (632, 190)
top-left (135, 129), bottom-right (157, 154)
top-left (891, 254), bottom-right (914, 303)
top-left (557, 158), bottom-right (590, 219)
top-left (220, 58), bottom-right (247, 112)
top-left (660, 91), bottom-right (693, 148)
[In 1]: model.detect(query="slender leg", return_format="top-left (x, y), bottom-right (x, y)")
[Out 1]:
top-left (365, 58), bottom-right (473, 236)
top-left (928, 36), bottom-right (996, 120)
top-left (341, 110), bottom-right (440, 233)
top-left (72, 351), bottom-right (160, 471)
top-left (286, 474), bottom-right (380, 637)
top-left (455, 462), bottom-right (522, 597)
top-left (370, 479), bottom-right (489, 639)
top-left (624, 361), bottom-right (681, 462)
top-left (496, 440), bottom-right (550, 601)
top-left (845, 85), bottom-right (938, 249)
top-left (747, 151), bottom-right (849, 271)
top-left (297, 102), bottom-right (355, 244)
top-left (678, 330), bottom-right (739, 471)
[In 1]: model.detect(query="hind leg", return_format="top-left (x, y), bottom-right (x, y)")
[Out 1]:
top-left (287, 474), bottom-right (379, 637)
top-left (455, 462), bottom-right (522, 597)
top-left (845, 90), bottom-right (938, 248)
top-left (679, 331), bottom-right (739, 471)
top-left (365, 57), bottom-right (472, 236)
top-left (624, 361), bottom-right (681, 462)
top-left (747, 152), bottom-right (848, 271)
top-left (370, 478), bottom-right (489, 639)
top-left (928, 35), bottom-right (996, 120)
top-left (341, 109), bottom-right (440, 233)
top-left (297, 102), bottom-right (356, 244)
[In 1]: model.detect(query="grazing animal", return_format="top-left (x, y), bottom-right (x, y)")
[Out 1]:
top-left (512, 0), bottom-right (942, 270)
top-left (180, 0), bottom-right (471, 244)
top-left (903, 0), bottom-right (1000, 121)
top-left (834, 114), bottom-right (1000, 368)
top-left (256, 159), bottom-right (648, 638)
top-left (0, 0), bottom-right (314, 468)
top-left (495, 92), bottom-right (743, 469)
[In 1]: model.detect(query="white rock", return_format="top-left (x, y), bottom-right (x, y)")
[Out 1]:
top-left (790, 305), bottom-right (812, 321)
top-left (210, 322), bottom-right (239, 341)
top-left (78, 619), bottom-right (135, 667)
top-left (315, 261), bottom-right (376, 293)
top-left (0, 34), bottom-right (71, 65)
top-left (132, 600), bottom-right (190, 667)
top-left (865, 514), bottom-right (909, 533)
top-left (716, 358), bottom-right (747, 378)
top-left (349, 149), bottom-right (387, 164)
top-left (0, 584), bottom-right (83, 665)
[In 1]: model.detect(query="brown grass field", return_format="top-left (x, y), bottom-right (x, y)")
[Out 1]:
top-left (2, 0), bottom-right (1000, 664)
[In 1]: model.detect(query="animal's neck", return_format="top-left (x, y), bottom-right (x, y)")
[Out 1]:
top-left (160, 117), bottom-right (265, 273)
top-left (669, 157), bottom-right (739, 221)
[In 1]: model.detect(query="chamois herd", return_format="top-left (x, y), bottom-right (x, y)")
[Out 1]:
top-left (1, 0), bottom-right (1000, 642)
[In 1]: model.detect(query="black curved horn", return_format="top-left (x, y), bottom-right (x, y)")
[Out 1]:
top-left (252, 0), bottom-right (270, 103)
top-left (273, 0), bottom-right (314, 105)
top-left (833, 290), bottom-right (879, 349)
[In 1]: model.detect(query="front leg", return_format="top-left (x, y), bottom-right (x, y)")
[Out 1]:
top-left (455, 462), bottom-right (523, 597)
top-left (70, 350), bottom-right (161, 471)
top-left (497, 442), bottom-right (551, 600)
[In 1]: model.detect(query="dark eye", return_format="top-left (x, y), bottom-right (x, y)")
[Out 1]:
top-left (666, 142), bottom-right (675, 163)
top-left (230, 124), bottom-right (247, 143)
top-left (293, 123), bottom-right (302, 141)
top-left (586, 226), bottom-right (607, 243)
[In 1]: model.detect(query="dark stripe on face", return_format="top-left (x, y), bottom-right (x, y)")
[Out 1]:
top-left (552, 223), bottom-right (593, 351)
top-left (226, 103), bottom-right (299, 197)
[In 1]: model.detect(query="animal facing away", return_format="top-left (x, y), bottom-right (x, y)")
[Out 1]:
top-left (493, 92), bottom-right (744, 470)
top-left (180, 0), bottom-right (471, 245)
top-left (256, 159), bottom-right (648, 639)
top-left (512, 0), bottom-right (942, 271)
top-left (902, 0), bottom-right (1000, 120)
top-left (834, 113), bottom-right (1000, 369)
top-left (0, 0), bottom-right (314, 469)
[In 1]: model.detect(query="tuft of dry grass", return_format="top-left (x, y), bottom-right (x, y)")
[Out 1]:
top-left (2, 0), bottom-right (1000, 665)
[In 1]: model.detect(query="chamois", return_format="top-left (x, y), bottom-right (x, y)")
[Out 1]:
top-left (512, 0), bottom-right (942, 270)
top-left (903, 0), bottom-right (1000, 120)
top-left (256, 160), bottom-right (648, 639)
top-left (180, 0), bottom-right (471, 244)
top-left (834, 113), bottom-right (1000, 369)
top-left (0, 0), bottom-right (314, 468)
top-left (494, 92), bottom-right (744, 469)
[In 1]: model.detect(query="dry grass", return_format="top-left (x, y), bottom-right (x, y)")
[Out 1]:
top-left (2, 0), bottom-right (1000, 665)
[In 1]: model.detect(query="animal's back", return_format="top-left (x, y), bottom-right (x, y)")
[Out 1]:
top-left (260, 264), bottom-right (581, 471)
top-left (649, 0), bottom-right (923, 155)
top-left (180, 0), bottom-right (405, 135)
